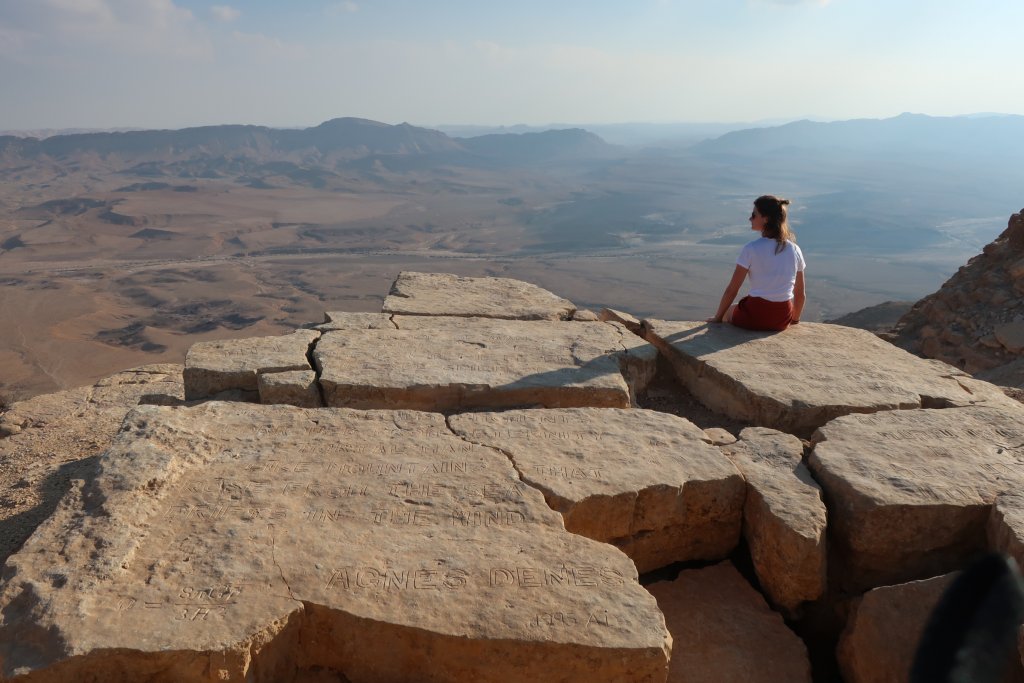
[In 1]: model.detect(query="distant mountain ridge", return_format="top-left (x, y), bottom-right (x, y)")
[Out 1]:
top-left (0, 118), bottom-right (614, 169)
top-left (692, 112), bottom-right (1024, 158)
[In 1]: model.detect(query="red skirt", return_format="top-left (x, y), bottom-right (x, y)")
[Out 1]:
top-left (731, 296), bottom-right (794, 332)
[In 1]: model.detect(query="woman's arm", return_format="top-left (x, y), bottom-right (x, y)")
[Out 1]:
top-left (792, 270), bottom-right (806, 323)
top-left (708, 265), bottom-right (748, 323)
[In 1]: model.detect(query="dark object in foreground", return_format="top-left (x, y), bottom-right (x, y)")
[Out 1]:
top-left (911, 553), bottom-right (1024, 683)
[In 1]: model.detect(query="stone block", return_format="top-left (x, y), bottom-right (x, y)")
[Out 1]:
top-left (647, 562), bottom-right (812, 683)
top-left (183, 329), bottom-right (319, 400)
top-left (0, 403), bottom-right (671, 682)
top-left (837, 574), bottom-right (956, 683)
top-left (642, 320), bottom-right (999, 436)
top-left (316, 317), bottom-right (645, 411)
top-left (810, 404), bottom-right (1024, 591)
top-left (382, 271), bottom-right (575, 320)
top-left (449, 408), bottom-right (744, 573)
top-left (722, 427), bottom-right (826, 615)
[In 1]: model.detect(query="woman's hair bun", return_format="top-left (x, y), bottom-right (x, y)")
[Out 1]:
top-left (779, 198), bottom-right (791, 206)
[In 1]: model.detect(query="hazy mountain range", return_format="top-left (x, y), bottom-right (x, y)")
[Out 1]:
top-left (2, 113), bottom-right (1020, 259)
top-left (0, 117), bottom-right (612, 171)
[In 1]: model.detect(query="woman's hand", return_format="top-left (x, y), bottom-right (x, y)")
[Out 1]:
top-left (710, 265), bottom-right (748, 324)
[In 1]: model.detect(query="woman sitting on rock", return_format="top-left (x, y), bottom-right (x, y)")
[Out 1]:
top-left (707, 195), bottom-right (806, 331)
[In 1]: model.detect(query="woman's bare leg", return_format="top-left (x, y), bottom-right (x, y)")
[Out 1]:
top-left (723, 305), bottom-right (737, 324)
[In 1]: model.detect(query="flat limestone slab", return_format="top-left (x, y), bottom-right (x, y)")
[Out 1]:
top-left (837, 574), bottom-right (956, 683)
top-left (382, 271), bottom-right (576, 320)
top-left (0, 403), bottom-right (670, 683)
top-left (449, 408), bottom-right (744, 573)
top-left (642, 320), bottom-right (996, 435)
top-left (722, 428), bottom-right (826, 616)
top-left (809, 404), bottom-right (1024, 591)
top-left (183, 329), bottom-right (320, 400)
top-left (316, 317), bottom-right (650, 411)
top-left (647, 562), bottom-right (812, 683)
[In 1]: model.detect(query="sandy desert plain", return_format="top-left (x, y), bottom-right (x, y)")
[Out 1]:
top-left (0, 138), bottom-right (1004, 402)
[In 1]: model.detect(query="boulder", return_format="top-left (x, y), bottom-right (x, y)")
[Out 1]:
top-left (703, 427), bottom-right (736, 446)
top-left (642, 319), bottom-right (998, 436)
top-left (647, 562), bottom-right (812, 683)
top-left (0, 403), bottom-right (671, 682)
top-left (995, 321), bottom-right (1024, 354)
top-left (449, 408), bottom-right (744, 573)
top-left (721, 427), bottom-right (826, 615)
top-left (571, 309), bottom-right (600, 322)
top-left (837, 574), bottom-right (957, 683)
top-left (809, 404), bottom-right (1024, 591)
top-left (382, 271), bottom-right (575, 320)
top-left (183, 329), bottom-right (320, 400)
top-left (315, 317), bottom-right (655, 411)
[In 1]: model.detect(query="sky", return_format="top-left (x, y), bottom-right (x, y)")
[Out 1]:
top-left (2, 0), bottom-right (1023, 131)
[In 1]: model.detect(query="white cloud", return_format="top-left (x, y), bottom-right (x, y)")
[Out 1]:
top-left (210, 5), bottom-right (241, 22)
top-left (0, 0), bottom-right (208, 58)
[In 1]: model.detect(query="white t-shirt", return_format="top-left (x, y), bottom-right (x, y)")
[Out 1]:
top-left (736, 237), bottom-right (806, 302)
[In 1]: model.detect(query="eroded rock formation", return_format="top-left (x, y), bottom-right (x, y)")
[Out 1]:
top-left (1, 270), bottom-right (1023, 682)
top-left (894, 208), bottom-right (1024, 389)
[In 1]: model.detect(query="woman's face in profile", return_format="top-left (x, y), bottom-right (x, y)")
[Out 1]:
top-left (749, 207), bottom-right (767, 232)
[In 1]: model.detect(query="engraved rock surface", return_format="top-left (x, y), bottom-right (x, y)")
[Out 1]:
top-left (647, 562), bottom-right (812, 683)
top-left (642, 319), bottom-right (996, 436)
top-left (722, 427), bottom-right (826, 615)
top-left (315, 317), bottom-right (652, 411)
top-left (837, 574), bottom-right (956, 683)
top-left (258, 370), bottom-right (323, 408)
top-left (382, 271), bottom-right (575, 320)
top-left (183, 330), bottom-right (320, 400)
top-left (0, 402), bottom-right (671, 683)
top-left (449, 408), bottom-right (744, 573)
top-left (809, 404), bottom-right (1024, 591)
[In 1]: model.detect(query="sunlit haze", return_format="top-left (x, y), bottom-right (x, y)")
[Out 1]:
top-left (3, 0), bottom-right (1024, 130)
